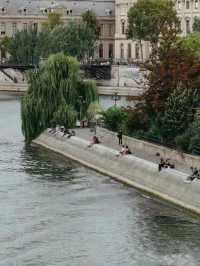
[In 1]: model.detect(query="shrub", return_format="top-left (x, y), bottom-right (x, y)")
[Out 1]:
top-left (125, 107), bottom-right (149, 134)
top-left (101, 107), bottom-right (127, 132)
top-left (175, 132), bottom-right (191, 152)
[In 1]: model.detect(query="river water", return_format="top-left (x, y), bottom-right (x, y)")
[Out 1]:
top-left (0, 94), bottom-right (200, 266)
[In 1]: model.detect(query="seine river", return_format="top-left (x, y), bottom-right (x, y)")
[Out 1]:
top-left (1, 94), bottom-right (200, 266)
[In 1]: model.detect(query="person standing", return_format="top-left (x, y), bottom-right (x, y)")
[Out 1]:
top-left (117, 130), bottom-right (123, 145)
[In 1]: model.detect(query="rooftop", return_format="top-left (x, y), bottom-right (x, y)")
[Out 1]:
top-left (0, 0), bottom-right (115, 17)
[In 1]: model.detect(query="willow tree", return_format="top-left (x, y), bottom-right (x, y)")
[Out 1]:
top-left (21, 53), bottom-right (97, 142)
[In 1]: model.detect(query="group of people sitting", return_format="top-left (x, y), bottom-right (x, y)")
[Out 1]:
top-left (187, 167), bottom-right (200, 181)
top-left (48, 126), bottom-right (75, 138)
top-left (87, 136), bottom-right (132, 158)
top-left (116, 145), bottom-right (132, 157)
top-left (158, 158), bottom-right (175, 172)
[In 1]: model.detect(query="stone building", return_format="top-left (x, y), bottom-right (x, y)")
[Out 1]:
top-left (0, 0), bottom-right (115, 61)
top-left (0, 0), bottom-right (199, 62)
top-left (114, 0), bottom-right (200, 61)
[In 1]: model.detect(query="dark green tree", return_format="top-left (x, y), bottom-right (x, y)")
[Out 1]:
top-left (193, 17), bottom-right (200, 33)
top-left (101, 107), bottom-right (127, 132)
top-left (21, 53), bottom-right (97, 142)
top-left (42, 12), bottom-right (63, 30)
top-left (7, 29), bottom-right (40, 65)
top-left (82, 10), bottom-right (100, 37)
top-left (127, 0), bottom-right (180, 60)
top-left (160, 88), bottom-right (200, 142)
top-left (182, 33), bottom-right (200, 59)
top-left (50, 22), bottom-right (97, 62)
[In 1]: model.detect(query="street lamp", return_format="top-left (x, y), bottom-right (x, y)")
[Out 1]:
top-left (113, 91), bottom-right (120, 107)
top-left (78, 96), bottom-right (86, 127)
top-left (113, 62), bottom-right (120, 107)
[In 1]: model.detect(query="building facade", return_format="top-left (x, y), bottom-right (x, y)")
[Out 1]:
top-left (0, 0), bottom-right (115, 61)
top-left (0, 0), bottom-right (199, 62)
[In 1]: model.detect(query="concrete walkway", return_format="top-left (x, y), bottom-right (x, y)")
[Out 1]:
top-left (75, 127), bottom-right (191, 175)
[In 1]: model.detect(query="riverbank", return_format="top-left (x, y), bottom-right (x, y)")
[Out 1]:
top-left (33, 131), bottom-right (200, 215)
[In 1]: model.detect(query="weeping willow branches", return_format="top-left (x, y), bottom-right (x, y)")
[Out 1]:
top-left (21, 53), bottom-right (98, 142)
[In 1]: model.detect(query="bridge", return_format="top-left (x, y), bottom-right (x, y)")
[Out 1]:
top-left (0, 64), bottom-right (35, 71)
top-left (0, 63), bottom-right (112, 80)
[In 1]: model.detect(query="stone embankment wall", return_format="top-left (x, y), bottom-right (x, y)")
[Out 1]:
top-left (34, 132), bottom-right (200, 215)
top-left (0, 83), bottom-right (28, 92)
top-left (97, 128), bottom-right (200, 169)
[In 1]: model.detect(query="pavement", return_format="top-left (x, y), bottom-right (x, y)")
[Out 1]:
top-left (74, 127), bottom-right (191, 175)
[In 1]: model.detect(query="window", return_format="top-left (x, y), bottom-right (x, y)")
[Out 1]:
top-left (1, 7), bottom-right (6, 14)
top-left (108, 43), bottom-right (113, 59)
top-left (178, 0), bottom-right (181, 10)
top-left (135, 43), bottom-right (140, 59)
top-left (128, 43), bottom-right (132, 59)
top-left (23, 23), bottom-right (27, 30)
top-left (66, 9), bottom-right (72, 15)
top-left (186, 1), bottom-right (190, 9)
top-left (1, 22), bottom-right (6, 35)
top-left (195, 0), bottom-right (198, 9)
top-left (108, 24), bottom-right (113, 36)
top-left (121, 20), bottom-right (125, 35)
top-left (186, 19), bottom-right (190, 34)
top-left (120, 43), bottom-right (124, 59)
top-left (33, 23), bottom-right (38, 31)
top-left (99, 43), bottom-right (103, 58)
top-left (1, 48), bottom-right (6, 60)
top-left (100, 24), bottom-right (104, 37)
top-left (12, 22), bottom-right (17, 36)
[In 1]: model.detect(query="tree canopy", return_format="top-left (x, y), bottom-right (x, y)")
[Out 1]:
top-left (42, 12), bottom-right (63, 30)
top-left (21, 53), bottom-right (97, 142)
top-left (5, 15), bottom-right (98, 65)
top-left (5, 29), bottom-right (40, 65)
top-left (182, 33), bottom-right (200, 59)
top-left (127, 0), bottom-right (180, 59)
top-left (82, 10), bottom-right (100, 37)
top-left (50, 21), bottom-right (97, 62)
top-left (193, 17), bottom-right (200, 33)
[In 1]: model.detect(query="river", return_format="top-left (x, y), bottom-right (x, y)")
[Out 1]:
top-left (0, 94), bottom-right (200, 266)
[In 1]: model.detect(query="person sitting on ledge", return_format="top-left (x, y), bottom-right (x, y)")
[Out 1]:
top-left (125, 145), bottom-right (132, 155)
top-left (116, 145), bottom-right (132, 157)
top-left (88, 135), bottom-right (100, 148)
top-left (187, 167), bottom-right (199, 181)
top-left (116, 145), bottom-right (126, 157)
top-left (158, 158), bottom-right (165, 172)
top-left (62, 128), bottom-right (76, 138)
top-left (158, 158), bottom-right (175, 172)
top-left (165, 159), bottom-right (175, 169)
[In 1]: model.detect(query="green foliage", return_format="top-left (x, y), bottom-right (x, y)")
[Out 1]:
top-left (182, 33), bottom-right (200, 59)
top-left (176, 118), bottom-right (200, 154)
top-left (42, 12), bottom-right (63, 30)
top-left (7, 29), bottom-right (40, 65)
top-left (160, 89), bottom-right (195, 142)
top-left (193, 17), bottom-right (200, 33)
top-left (127, 0), bottom-right (180, 47)
top-left (21, 53), bottom-right (97, 142)
top-left (0, 36), bottom-right (12, 50)
top-left (51, 104), bottom-right (77, 128)
top-left (50, 22), bottom-right (97, 61)
top-left (188, 119), bottom-right (200, 154)
top-left (7, 19), bottom-right (98, 64)
top-left (101, 107), bottom-right (127, 132)
top-left (125, 107), bottom-right (149, 133)
top-left (175, 132), bottom-right (190, 152)
top-left (82, 10), bottom-right (100, 37)
top-left (87, 101), bottom-right (103, 122)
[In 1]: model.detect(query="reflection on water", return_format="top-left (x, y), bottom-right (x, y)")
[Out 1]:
top-left (0, 94), bottom-right (200, 266)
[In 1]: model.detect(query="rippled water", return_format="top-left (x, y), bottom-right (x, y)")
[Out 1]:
top-left (0, 94), bottom-right (200, 266)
